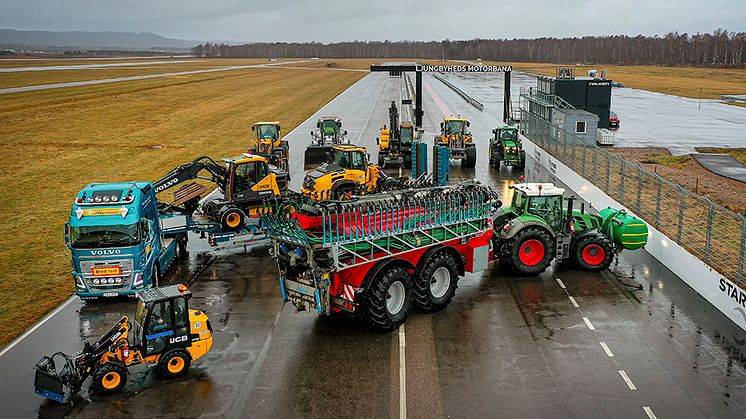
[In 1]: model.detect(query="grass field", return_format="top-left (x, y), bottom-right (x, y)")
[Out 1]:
top-left (0, 59), bottom-right (367, 347)
top-left (504, 62), bottom-right (746, 100)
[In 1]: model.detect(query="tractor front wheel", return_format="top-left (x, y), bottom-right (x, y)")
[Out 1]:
top-left (505, 227), bottom-right (555, 275)
top-left (362, 266), bottom-right (412, 330)
top-left (93, 363), bottom-right (128, 394)
top-left (572, 234), bottom-right (614, 272)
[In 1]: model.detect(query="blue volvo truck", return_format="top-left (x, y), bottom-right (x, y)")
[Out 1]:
top-left (66, 182), bottom-right (189, 298)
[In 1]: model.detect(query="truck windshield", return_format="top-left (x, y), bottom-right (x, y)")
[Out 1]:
top-left (446, 120), bottom-right (466, 134)
top-left (70, 223), bottom-right (140, 248)
top-left (256, 125), bottom-right (278, 139)
top-left (400, 127), bottom-right (413, 142)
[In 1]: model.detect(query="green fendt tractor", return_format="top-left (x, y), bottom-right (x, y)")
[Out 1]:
top-left (493, 183), bottom-right (648, 275)
top-left (489, 123), bottom-right (525, 169)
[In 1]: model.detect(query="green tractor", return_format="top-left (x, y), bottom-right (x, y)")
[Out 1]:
top-left (493, 183), bottom-right (648, 275)
top-left (489, 124), bottom-right (525, 169)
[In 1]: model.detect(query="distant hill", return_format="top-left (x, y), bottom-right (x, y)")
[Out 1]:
top-left (0, 29), bottom-right (201, 50)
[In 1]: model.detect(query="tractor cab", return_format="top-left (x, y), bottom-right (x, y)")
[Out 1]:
top-left (317, 117), bottom-right (345, 142)
top-left (250, 122), bottom-right (288, 170)
top-left (510, 183), bottom-right (566, 232)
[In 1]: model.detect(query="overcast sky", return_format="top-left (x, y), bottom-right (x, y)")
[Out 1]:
top-left (1, 0), bottom-right (744, 42)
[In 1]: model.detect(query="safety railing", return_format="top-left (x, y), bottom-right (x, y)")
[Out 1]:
top-left (520, 110), bottom-right (746, 288)
top-left (433, 73), bottom-right (484, 111)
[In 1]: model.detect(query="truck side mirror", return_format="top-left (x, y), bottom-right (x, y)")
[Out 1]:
top-left (64, 223), bottom-right (71, 248)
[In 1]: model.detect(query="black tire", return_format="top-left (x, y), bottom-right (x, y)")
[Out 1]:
top-left (462, 146), bottom-right (477, 168)
top-left (413, 251), bottom-right (459, 312)
top-left (572, 233), bottom-right (615, 272)
top-left (175, 234), bottom-right (187, 259)
top-left (158, 350), bottom-right (192, 379)
top-left (378, 154), bottom-right (385, 167)
top-left (220, 207), bottom-right (245, 232)
top-left (362, 266), bottom-right (412, 330)
top-left (332, 183), bottom-right (355, 200)
top-left (403, 155), bottom-right (412, 169)
top-left (505, 227), bottom-right (555, 275)
top-left (93, 362), bottom-right (128, 394)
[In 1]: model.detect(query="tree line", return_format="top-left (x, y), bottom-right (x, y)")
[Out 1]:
top-left (193, 30), bottom-right (745, 67)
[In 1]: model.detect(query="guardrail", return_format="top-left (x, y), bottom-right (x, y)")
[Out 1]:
top-left (432, 73), bottom-right (484, 111)
top-left (521, 110), bottom-right (746, 288)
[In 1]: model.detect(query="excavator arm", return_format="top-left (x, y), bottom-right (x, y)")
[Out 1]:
top-left (154, 156), bottom-right (227, 194)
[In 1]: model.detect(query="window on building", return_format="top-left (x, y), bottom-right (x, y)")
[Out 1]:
top-left (575, 121), bottom-right (586, 134)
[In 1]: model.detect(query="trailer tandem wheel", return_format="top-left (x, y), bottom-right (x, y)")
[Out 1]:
top-left (413, 250), bottom-right (460, 312)
top-left (362, 266), bottom-right (412, 330)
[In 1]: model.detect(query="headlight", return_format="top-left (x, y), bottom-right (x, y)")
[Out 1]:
top-left (93, 278), bottom-right (100, 285)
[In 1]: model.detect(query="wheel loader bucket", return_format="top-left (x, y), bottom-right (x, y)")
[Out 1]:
top-left (304, 145), bottom-right (332, 169)
top-left (34, 356), bottom-right (66, 403)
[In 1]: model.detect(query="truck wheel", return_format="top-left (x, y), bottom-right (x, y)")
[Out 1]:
top-left (413, 251), bottom-right (459, 312)
top-left (175, 235), bottom-right (188, 259)
top-left (463, 146), bottom-right (477, 168)
top-left (221, 207), bottom-right (245, 231)
top-left (363, 266), bottom-right (412, 330)
top-left (506, 227), bottom-right (555, 275)
top-left (158, 350), bottom-right (192, 379)
top-left (572, 234), bottom-right (614, 272)
top-left (93, 363), bottom-right (128, 394)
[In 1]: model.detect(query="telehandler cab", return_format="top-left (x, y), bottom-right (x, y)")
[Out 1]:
top-left (34, 284), bottom-right (212, 402)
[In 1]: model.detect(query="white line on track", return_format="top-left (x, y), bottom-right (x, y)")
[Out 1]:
top-left (582, 317), bottom-right (596, 330)
top-left (0, 295), bottom-right (75, 358)
top-left (399, 324), bottom-right (407, 419)
top-left (643, 406), bottom-right (657, 419)
top-left (555, 277), bottom-right (566, 289)
top-left (356, 74), bottom-right (388, 144)
top-left (599, 342), bottom-right (615, 357)
top-left (618, 370), bottom-right (637, 390)
top-left (568, 296), bottom-right (579, 308)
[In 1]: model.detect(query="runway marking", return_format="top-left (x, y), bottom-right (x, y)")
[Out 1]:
top-left (568, 296), bottom-right (579, 308)
top-left (599, 342), bottom-right (615, 357)
top-left (423, 79), bottom-right (452, 116)
top-left (582, 317), bottom-right (596, 330)
top-left (618, 370), bottom-right (637, 390)
top-left (555, 278), bottom-right (566, 289)
top-left (399, 324), bottom-right (407, 419)
top-left (643, 406), bottom-right (657, 419)
top-left (0, 295), bottom-right (76, 358)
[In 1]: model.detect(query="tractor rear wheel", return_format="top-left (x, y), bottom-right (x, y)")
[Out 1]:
top-left (505, 227), bottom-right (555, 275)
top-left (413, 251), bottom-right (459, 312)
top-left (362, 266), bottom-right (412, 330)
top-left (572, 233), bottom-right (614, 272)
top-left (463, 146), bottom-right (477, 168)
top-left (158, 350), bottom-right (192, 379)
top-left (93, 363), bottom-right (128, 394)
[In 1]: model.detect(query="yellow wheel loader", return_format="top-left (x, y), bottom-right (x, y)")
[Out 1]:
top-left (435, 117), bottom-right (476, 168)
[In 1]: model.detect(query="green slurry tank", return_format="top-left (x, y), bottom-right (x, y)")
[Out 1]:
top-left (599, 208), bottom-right (649, 250)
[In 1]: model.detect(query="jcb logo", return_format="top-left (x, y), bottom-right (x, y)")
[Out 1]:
top-left (169, 335), bottom-right (187, 344)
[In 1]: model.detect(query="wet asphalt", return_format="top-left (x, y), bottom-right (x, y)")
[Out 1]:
top-left (1, 72), bottom-right (745, 418)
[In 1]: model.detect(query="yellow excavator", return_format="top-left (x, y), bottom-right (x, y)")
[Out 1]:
top-left (34, 284), bottom-right (212, 401)
top-left (301, 144), bottom-right (399, 200)
top-left (250, 121), bottom-right (289, 172)
top-left (435, 117), bottom-right (476, 168)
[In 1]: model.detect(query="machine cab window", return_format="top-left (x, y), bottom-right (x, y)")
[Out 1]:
top-left (348, 151), bottom-right (366, 171)
top-left (256, 124), bottom-right (278, 139)
top-left (528, 196), bottom-right (563, 231)
top-left (233, 162), bottom-right (259, 193)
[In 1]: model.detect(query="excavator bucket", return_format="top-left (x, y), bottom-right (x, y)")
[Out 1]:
top-left (304, 145), bottom-right (332, 169)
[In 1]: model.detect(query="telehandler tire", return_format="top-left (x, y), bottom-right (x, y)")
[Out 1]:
top-left (158, 350), bottom-right (191, 379)
top-left (93, 363), bottom-right (128, 394)
top-left (463, 146), bottom-right (477, 168)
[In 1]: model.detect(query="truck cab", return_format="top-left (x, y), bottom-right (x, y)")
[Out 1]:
top-left (66, 182), bottom-right (185, 299)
